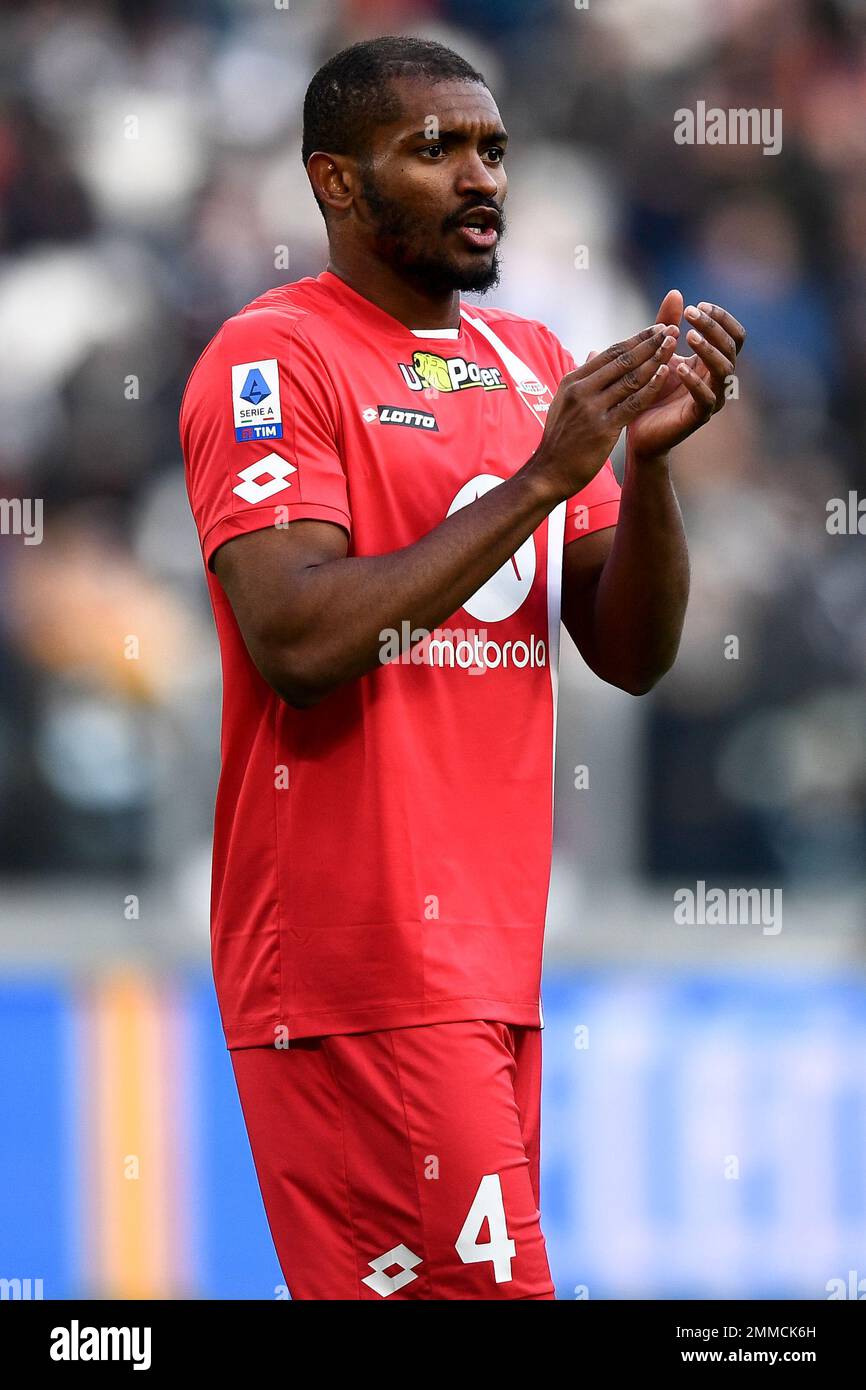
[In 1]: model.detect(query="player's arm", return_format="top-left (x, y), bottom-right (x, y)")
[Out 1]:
top-left (212, 324), bottom-right (679, 708)
top-left (216, 475), bottom-right (548, 707)
top-left (561, 295), bottom-right (745, 695)
top-left (560, 454), bottom-right (689, 696)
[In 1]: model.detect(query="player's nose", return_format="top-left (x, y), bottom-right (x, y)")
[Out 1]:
top-left (454, 153), bottom-right (500, 201)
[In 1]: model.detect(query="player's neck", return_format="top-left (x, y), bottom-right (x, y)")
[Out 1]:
top-left (325, 253), bottom-right (461, 332)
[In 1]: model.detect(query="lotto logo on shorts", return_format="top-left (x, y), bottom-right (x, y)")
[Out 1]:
top-left (361, 1244), bottom-right (423, 1297)
top-left (231, 358), bottom-right (283, 441)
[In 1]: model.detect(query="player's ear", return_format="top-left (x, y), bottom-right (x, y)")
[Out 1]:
top-left (306, 152), bottom-right (355, 217)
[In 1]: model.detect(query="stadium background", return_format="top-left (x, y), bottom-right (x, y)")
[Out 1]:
top-left (2, 0), bottom-right (866, 1299)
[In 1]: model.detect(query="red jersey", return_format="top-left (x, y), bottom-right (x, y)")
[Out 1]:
top-left (181, 270), bottom-right (620, 1047)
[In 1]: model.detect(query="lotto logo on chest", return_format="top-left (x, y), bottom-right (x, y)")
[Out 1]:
top-left (231, 359), bottom-right (283, 442)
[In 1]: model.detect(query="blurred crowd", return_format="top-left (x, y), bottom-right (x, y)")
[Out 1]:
top-left (0, 0), bottom-right (864, 894)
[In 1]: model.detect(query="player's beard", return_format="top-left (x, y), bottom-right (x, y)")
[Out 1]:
top-left (359, 167), bottom-right (504, 295)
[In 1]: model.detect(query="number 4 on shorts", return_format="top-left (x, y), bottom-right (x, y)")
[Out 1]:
top-left (455, 1173), bottom-right (516, 1283)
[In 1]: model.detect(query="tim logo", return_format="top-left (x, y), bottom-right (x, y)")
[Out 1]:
top-left (236, 424), bottom-right (281, 442)
top-left (398, 351), bottom-right (507, 394)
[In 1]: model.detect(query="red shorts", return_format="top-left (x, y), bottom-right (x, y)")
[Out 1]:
top-left (230, 1019), bottom-right (555, 1300)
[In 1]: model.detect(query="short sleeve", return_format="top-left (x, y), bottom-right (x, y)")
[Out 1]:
top-left (180, 312), bottom-right (351, 570)
top-left (564, 458), bottom-right (621, 542)
top-left (541, 328), bottom-right (622, 545)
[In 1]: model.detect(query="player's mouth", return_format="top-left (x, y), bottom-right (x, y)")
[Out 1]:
top-left (454, 207), bottom-right (500, 251)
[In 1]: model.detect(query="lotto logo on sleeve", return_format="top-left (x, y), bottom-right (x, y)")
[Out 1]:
top-left (231, 359), bottom-right (283, 441)
top-left (232, 452), bottom-right (296, 504)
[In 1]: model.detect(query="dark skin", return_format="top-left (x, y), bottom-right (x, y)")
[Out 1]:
top-left (215, 76), bottom-right (746, 706)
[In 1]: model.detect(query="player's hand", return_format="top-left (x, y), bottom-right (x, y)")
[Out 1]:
top-left (626, 289), bottom-right (746, 461)
top-left (530, 322), bottom-right (679, 502)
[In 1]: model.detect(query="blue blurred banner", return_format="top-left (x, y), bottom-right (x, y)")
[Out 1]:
top-left (2, 968), bottom-right (864, 1300)
top-left (541, 971), bottom-right (866, 1299)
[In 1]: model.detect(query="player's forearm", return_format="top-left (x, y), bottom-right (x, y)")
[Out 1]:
top-left (581, 446), bottom-right (689, 695)
top-left (273, 460), bottom-right (561, 706)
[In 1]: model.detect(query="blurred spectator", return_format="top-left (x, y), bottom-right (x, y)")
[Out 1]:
top-left (0, 0), bottom-right (862, 899)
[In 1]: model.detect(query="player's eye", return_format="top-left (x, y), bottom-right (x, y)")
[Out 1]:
top-left (485, 146), bottom-right (505, 163)
top-left (421, 143), bottom-right (445, 159)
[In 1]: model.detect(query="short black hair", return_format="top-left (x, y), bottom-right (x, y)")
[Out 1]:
top-left (301, 35), bottom-right (487, 173)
